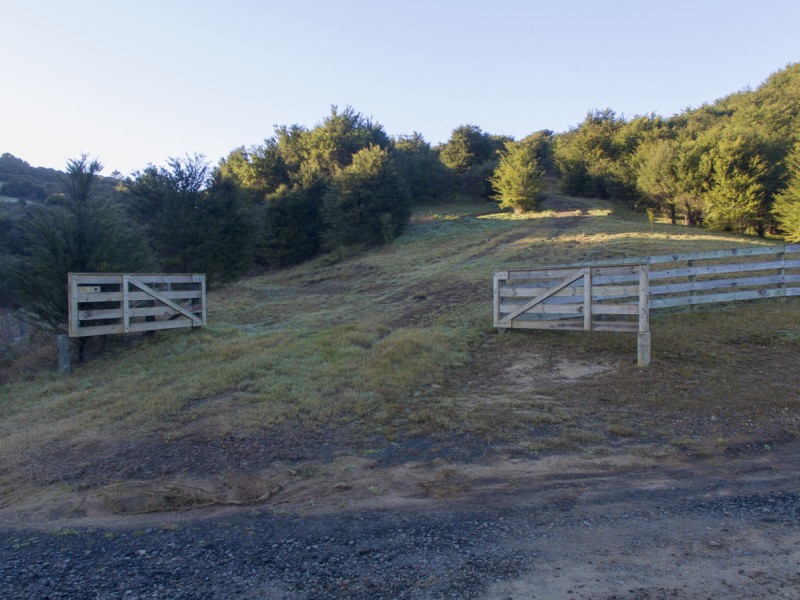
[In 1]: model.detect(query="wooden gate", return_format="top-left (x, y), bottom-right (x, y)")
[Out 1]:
top-left (68, 273), bottom-right (206, 338)
top-left (494, 264), bottom-right (651, 366)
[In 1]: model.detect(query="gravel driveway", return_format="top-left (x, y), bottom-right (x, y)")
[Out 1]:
top-left (3, 446), bottom-right (800, 599)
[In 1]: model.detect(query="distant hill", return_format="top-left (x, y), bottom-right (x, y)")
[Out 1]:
top-left (0, 153), bottom-right (121, 202)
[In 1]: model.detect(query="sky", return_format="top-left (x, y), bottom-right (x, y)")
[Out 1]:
top-left (2, 0), bottom-right (799, 176)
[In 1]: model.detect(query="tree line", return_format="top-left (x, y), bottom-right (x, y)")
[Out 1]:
top-left (1, 63), bottom-right (799, 333)
top-left (552, 63), bottom-right (800, 238)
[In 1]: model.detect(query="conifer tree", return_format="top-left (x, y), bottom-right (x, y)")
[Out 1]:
top-left (126, 155), bottom-right (254, 283)
top-left (322, 145), bottom-right (411, 250)
top-left (490, 140), bottom-right (544, 214)
top-left (773, 145), bottom-right (800, 242)
top-left (12, 155), bottom-right (154, 332)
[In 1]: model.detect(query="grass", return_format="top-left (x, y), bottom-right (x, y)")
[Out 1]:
top-left (1, 190), bottom-right (799, 499)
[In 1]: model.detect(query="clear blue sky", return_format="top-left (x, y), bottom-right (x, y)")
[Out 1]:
top-left (2, 0), bottom-right (798, 176)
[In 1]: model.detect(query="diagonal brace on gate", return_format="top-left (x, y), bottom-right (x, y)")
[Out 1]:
top-left (125, 275), bottom-right (203, 329)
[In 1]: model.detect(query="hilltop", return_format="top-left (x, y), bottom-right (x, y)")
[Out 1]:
top-left (0, 153), bottom-right (121, 202)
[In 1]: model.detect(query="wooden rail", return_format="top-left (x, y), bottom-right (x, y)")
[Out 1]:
top-left (494, 245), bottom-right (800, 366)
top-left (68, 273), bottom-right (206, 338)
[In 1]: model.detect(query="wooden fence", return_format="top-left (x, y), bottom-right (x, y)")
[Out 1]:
top-left (494, 245), bottom-right (800, 366)
top-left (68, 273), bottom-right (206, 338)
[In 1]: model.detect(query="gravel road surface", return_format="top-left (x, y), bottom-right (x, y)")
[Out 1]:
top-left (3, 447), bottom-right (800, 599)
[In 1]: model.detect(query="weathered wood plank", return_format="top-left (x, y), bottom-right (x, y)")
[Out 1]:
top-left (649, 274), bottom-right (800, 297)
top-left (650, 259), bottom-right (800, 281)
top-left (506, 265), bottom-right (639, 281)
top-left (77, 306), bottom-right (199, 321)
top-left (69, 323), bottom-right (126, 338)
top-left (499, 302), bottom-right (584, 315)
top-left (507, 245), bottom-right (800, 273)
top-left (76, 290), bottom-right (201, 303)
top-left (501, 301), bottom-right (637, 317)
top-left (70, 274), bottom-right (124, 285)
top-left (592, 322), bottom-right (640, 333)
top-left (503, 320), bottom-right (586, 331)
top-left (592, 303), bottom-right (639, 316)
top-left (506, 268), bottom-right (581, 280)
top-left (592, 273), bottom-right (641, 285)
top-left (71, 273), bottom-right (201, 284)
top-left (77, 308), bottom-right (123, 321)
top-left (127, 319), bottom-right (200, 333)
top-left (499, 284), bottom-right (640, 298)
top-left (646, 245), bottom-right (795, 265)
top-left (650, 287), bottom-right (791, 309)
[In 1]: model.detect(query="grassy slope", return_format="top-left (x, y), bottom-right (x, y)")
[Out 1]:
top-left (2, 192), bottom-right (799, 496)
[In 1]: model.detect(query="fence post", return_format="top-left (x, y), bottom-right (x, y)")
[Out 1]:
top-left (56, 334), bottom-right (72, 374)
top-left (637, 264), bottom-right (651, 367)
top-left (583, 267), bottom-right (593, 331)
top-left (68, 273), bottom-right (79, 337)
top-left (494, 272), bottom-right (507, 333)
top-left (122, 274), bottom-right (131, 333)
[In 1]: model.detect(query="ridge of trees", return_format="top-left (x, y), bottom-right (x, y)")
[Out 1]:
top-left (554, 63), bottom-right (800, 237)
top-left (3, 63), bottom-right (800, 330)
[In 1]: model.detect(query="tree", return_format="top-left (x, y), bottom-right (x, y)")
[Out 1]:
top-left (700, 130), bottom-right (782, 236)
top-left (195, 173), bottom-right (255, 280)
top-left (322, 145), bottom-right (411, 250)
top-left (126, 155), bottom-right (209, 272)
top-left (126, 155), bottom-right (254, 282)
top-left (258, 173), bottom-right (327, 268)
top-left (11, 155), bottom-right (154, 332)
top-left (773, 144), bottom-right (800, 241)
top-left (438, 124), bottom-right (506, 198)
top-left (520, 130), bottom-right (555, 174)
top-left (635, 139), bottom-right (680, 222)
top-left (439, 124), bottom-right (496, 174)
top-left (217, 139), bottom-right (290, 200)
top-left (553, 109), bottom-right (641, 202)
top-left (393, 132), bottom-right (453, 204)
top-left (303, 105), bottom-right (390, 175)
top-left (490, 140), bottom-right (544, 214)
top-left (0, 203), bottom-right (24, 307)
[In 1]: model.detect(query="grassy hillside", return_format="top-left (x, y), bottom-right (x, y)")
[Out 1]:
top-left (2, 191), bottom-right (799, 508)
